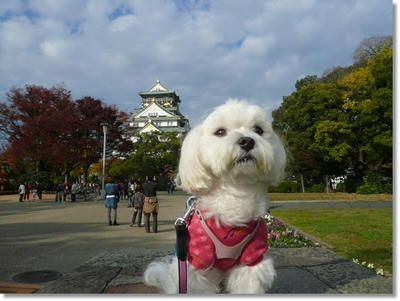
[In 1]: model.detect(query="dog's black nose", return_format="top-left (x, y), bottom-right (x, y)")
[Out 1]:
top-left (237, 137), bottom-right (255, 151)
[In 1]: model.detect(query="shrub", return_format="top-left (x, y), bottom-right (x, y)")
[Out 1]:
top-left (335, 182), bottom-right (346, 192)
top-left (364, 170), bottom-right (382, 187)
top-left (359, 170), bottom-right (392, 194)
top-left (268, 181), bottom-right (301, 193)
top-left (356, 183), bottom-right (380, 194)
top-left (309, 184), bottom-right (325, 193)
top-left (382, 183), bottom-right (392, 194)
top-left (343, 176), bottom-right (363, 193)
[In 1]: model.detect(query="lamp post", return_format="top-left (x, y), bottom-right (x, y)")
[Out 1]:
top-left (100, 123), bottom-right (109, 198)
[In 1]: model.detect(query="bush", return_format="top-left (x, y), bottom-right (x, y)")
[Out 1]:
top-left (335, 182), bottom-right (346, 192)
top-left (356, 183), bottom-right (380, 194)
top-left (268, 181), bottom-right (301, 193)
top-left (343, 176), bottom-right (363, 193)
top-left (382, 183), bottom-right (392, 194)
top-left (309, 184), bottom-right (325, 193)
top-left (358, 170), bottom-right (392, 194)
top-left (364, 170), bottom-right (382, 186)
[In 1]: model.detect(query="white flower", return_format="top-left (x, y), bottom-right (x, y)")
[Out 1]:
top-left (361, 261), bottom-right (367, 266)
top-left (367, 263), bottom-right (374, 269)
top-left (376, 269), bottom-right (384, 275)
top-left (352, 258), bottom-right (359, 264)
top-left (264, 214), bottom-right (273, 222)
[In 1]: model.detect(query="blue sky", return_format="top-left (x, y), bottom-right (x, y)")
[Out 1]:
top-left (0, 0), bottom-right (394, 127)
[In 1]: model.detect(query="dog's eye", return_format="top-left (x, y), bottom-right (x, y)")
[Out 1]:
top-left (214, 128), bottom-right (226, 137)
top-left (254, 126), bottom-right (264, 136)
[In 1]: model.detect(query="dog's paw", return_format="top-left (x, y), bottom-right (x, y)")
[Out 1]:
top-left (143, 258), bottom-right (178, 294)
top-left (226, 256), bottom-right (276, 294)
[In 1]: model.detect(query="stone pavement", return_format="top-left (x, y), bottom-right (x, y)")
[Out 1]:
top-left (36, 197), bottom-right (392, 295)
top-left (0, 193), bottom-right (392, 295)
top-left (37, 247), bottom-right (392, 294)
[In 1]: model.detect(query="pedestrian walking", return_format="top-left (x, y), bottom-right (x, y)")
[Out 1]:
top-left (168, 178), bottom-right (175, 194)
top-left (63, 182), bottom-right (68, 202)
top-left (123, 180), bottom-right (129, 201)
top-left (118, 182), bottom-right (125, 200)
top-left (18, 183), bottom-right (25, 202)
top-left (24, 182), bottom-right (31, 201)
top-left (127, 181), bottom-right (135, 207)
top-left (55, 182), bottom-right (65, 203)
top-left (71, 182), bottom-right (79, 202)
top-left (36, 181), bottom-right (42, 200)
top-left (130, 185), bottom-right (144, 227)
top-left (104, 176), bottom-right (120, 226)
top-left (142, 175), bottom-right (159, 233)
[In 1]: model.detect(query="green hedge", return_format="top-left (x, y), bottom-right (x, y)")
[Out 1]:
top-left (268, 181), bottom-right (301, 193)
top-left (310, 184), bottom-right (325, 193)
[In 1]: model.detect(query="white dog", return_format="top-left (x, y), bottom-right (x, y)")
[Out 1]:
top-left (144, 100), bottom-right (286, 294)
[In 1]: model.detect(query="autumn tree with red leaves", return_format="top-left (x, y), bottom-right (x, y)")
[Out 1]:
top-left (0, 84), bottom-right (131, 185)
top-left (0, 84), bottom-right (74, 181)
top-left (72, 96), bottom-right (131, 183)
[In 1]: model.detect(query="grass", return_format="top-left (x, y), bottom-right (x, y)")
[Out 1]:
top-left (268, 192), bottom-right (392, 201)
top-left (272, 208), bottom-right (393, 274)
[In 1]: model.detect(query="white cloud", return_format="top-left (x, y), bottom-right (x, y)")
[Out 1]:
top-left (264, 55), bottom-right (300, 86)
top-left (240, 35), bottom-right (276, 56)
top-left (109, 14), bottom-right (136, 32)
top-left (0, 0), bottom-right (393, 126)
top-left (40, 39), bottom-right (68, 58)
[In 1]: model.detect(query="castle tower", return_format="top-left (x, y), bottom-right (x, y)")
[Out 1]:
top-left (128, 80), bottom-right (190, 139)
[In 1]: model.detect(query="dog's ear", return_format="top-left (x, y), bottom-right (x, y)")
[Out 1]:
top-left (177, 126), bottom-right (213, 194)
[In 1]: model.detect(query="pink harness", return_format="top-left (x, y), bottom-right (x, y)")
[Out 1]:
top-left (187, 207), bottom-right (268, 271)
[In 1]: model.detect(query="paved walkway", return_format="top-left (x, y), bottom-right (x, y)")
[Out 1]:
top-left (0, 193), bottom-right (392, 294)
top-left (36, 247), bottom-right (393, 294)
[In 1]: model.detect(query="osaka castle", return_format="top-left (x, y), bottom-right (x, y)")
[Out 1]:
top-left (127, 79), bottom-right (190, 141)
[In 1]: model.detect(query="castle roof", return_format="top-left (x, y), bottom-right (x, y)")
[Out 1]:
top-left (138, 79), bottom-right (177, 96)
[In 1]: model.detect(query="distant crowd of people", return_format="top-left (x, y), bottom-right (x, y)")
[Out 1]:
top-left (18, 176), bottom-right (176, 235)
top-left (18, 181), bottom-right (100, 203)
top-left (18, 181), bottom-right (42, 202)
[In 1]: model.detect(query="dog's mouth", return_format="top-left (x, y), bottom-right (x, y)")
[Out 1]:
top-left (235, 153), bottom-right (256, 165)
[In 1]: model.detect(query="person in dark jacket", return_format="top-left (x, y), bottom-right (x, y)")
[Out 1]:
top-left (104, 176), bottom-right (120, 226)
top-left (56, 182), bottom-right (65, 203)
top-left (142, 175), bottom-right (159, 233)
top-left (36, 181), bottom-right (42, 200)
top-left (130, 185), bottom-right (145, 227)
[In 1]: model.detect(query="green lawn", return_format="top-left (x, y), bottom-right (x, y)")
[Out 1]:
top-left (268, 192), bottom-right (392, 201)
top-left (272, 208), bottom-right (393, 274)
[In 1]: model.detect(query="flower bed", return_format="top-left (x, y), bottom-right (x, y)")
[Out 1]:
top-left (265, 213), bottom-right (320, 248)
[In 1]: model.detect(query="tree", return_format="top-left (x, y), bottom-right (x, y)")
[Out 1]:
top-left (72, 96), bottom-right (131, 183)
top-left (272, 81), bottom-right (345, 191)
top-left (0, 85), bottom-right (131, 185)
top-left (273, 36), bottom-right (392, 192)
top-left (0, 84), bottom-right (75, 181)
top-left (109, 131), bottom-right (181, 182)
top-left (338, 45), bottom-right (392, 173)
top-left (295, 75), bottom-right (318, 91)
top-left (353, 36), bottom-right (392, 65)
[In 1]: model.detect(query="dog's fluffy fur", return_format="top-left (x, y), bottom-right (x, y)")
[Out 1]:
top-left (144, 100), bottom-right (286, 294)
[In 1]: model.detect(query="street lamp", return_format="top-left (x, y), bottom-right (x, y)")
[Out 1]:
top-left (100, 123), bottom-right (109, 198)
